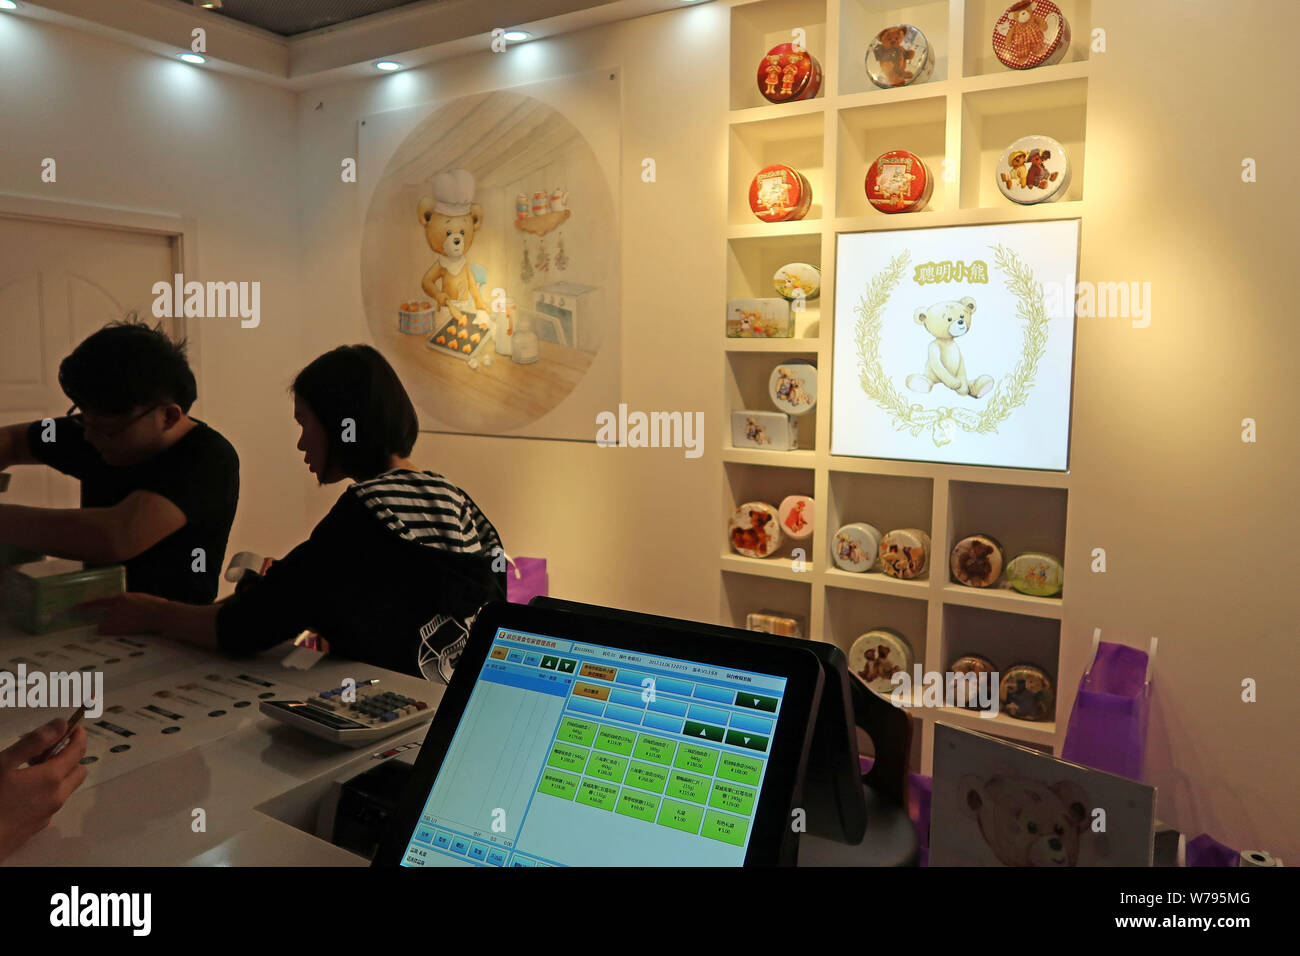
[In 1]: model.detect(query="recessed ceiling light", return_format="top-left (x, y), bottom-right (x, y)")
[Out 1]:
top-left (375, 60), bottom-right (402, 71)
top-left (503, 30), bottom-right (530, 42)
top-left (0, 1), bottom-right (21, 11)
top-left (178, 53), bottom-right (206, 64)
top-left (196, 0), bottom-right (223, 9)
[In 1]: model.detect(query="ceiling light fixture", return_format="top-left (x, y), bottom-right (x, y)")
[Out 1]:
top-left (375, 60), bottom-right (402, 71)
top-left (503, 30), bottom-right (530, 42)
top-left (0, 1), bottom-right (21, 11)
top-left (195, 1), bottom-right (223, 9)
top-left (178, 52), bottom-right (206, 64)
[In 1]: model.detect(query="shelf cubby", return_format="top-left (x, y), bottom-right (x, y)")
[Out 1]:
top-left (730, 0), bottom-right (830, 111)
top-left (726, 232), bottom-right (823, 339)
top-left (961, 0), bottom-right (1092, 78)
top-left (944, 478), bottom-right (1067, 588)
top-left (836, 95), bottom-right (950, 217)
top-left (959, 75), bottom-right (1087, 208)
top-left (720, 569), bottom-right (813, 632)
top-left (837, 0), bottom-right (952, 97)
top-left (729, 111), bottom-right (827, 226)
top-left (726, 351), bottom-right (820, 452)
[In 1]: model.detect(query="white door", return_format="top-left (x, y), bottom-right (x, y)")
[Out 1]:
top-left (0, 216), bottom-right (178, 508)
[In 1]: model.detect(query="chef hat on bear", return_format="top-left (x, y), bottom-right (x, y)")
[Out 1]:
top-left (433, 168), bottom-right (476, 216)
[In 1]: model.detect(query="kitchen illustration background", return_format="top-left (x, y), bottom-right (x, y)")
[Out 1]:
top-left (360, 72), bottom-right (621, 438)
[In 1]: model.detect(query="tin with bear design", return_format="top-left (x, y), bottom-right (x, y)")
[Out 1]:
top-left (865, 24), bottom-right (934, 89)
top-left (850, 629), bottom-right (915, 696)
top-left (950, 533), bottom-right (1005, 588)
top-left (865, 149), bottom-right (933, 213)
top-left (999, 663), bottom-right (1055, 721)
top-left (992, 0), bottom-right (1071, 70)
top-left (728, 501), bottom-right (783, 559)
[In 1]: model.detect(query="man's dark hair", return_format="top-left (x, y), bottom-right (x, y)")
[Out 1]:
top-left (292, 345), bottom-right (419, 481)
top-left (59, 320), bottom-right (197, 414)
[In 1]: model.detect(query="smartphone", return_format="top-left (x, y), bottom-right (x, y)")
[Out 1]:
top-left (29, 705), bottom-right (87, 766)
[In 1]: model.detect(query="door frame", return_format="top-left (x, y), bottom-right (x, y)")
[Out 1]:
top-left (0, 192), bottom-right (204, 414)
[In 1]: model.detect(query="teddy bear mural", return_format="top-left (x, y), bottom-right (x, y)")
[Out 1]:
top-left (905, 296), bottom-right (995, 398)
top-left (960, 773), bottom-right (1091, 866)
top-left (418, 168), bottom-right (495, 352)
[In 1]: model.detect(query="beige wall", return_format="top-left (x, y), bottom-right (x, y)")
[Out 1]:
top-left (0, 12), bottom-right (310, 562)
top-left (2, 0), bottom-right (1296, 859)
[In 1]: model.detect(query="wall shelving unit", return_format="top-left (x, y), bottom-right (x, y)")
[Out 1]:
top-left (720, 0), bottom-right (1090, 774)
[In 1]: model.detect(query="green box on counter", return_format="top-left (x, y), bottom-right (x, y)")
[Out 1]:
top-left (3, 560), bottom-right (126, 634)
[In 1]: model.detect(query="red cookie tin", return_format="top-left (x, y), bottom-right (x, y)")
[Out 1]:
top-left (757, 42), bottom-right (823, 104)
top-left (992, 0), bottom-right (1071, 70)
top-left (749, 164), bottom-right (813, 222)
top-left (864, 150), bottom-right (933, 213)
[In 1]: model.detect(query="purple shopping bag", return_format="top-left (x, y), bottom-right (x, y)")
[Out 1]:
top-left (1061, 633), bottom-right (1152, 781)
top-left (506, 556), bottom-right (548, 605)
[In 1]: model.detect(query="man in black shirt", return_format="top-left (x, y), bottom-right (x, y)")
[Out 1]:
top-left (0, 322), bottom-right (239, 603)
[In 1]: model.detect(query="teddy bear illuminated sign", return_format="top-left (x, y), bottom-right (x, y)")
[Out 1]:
top-left (831, 220), bottom-right (1079, 470)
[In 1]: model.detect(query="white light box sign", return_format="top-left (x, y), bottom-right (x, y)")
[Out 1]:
top-left (831, 220), bottom-right (1080, 471)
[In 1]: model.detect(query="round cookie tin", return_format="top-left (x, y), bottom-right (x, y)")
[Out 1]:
top-left (769, 361), bottom-right (817, 416)
top-left (997, 134), bottom-right (1070, 204)
top-left (832, 522), bottom-right (882, 573)
top-left (1006, 552), bottom-right (1063, 596)
top-left (865, 150), bottom-right (933, 213)
top-left (727, 501), bottom-right (783, 558)
top-left (773, 262), bottom-right (821, 302)
top-left (999, 663), bottom-right (1055, 721)
top-left (992, 0), bottom-right (1071, 70)
top-left (749, 164), bottom-right (813, 223)
top-left (850, 629), bottom-right (914, 696)
top-left (879, 527), bottom-right (931, 579)
top-left (757, 42), bottom-right (823, 104)
top-left (950, 654), bottom-right (998, 709)
top-left (777, 495), bottom-right (814, 540)
top-left (865, 24), bottom-right (934, 89)
top-left (950, 533), bottom-right (1006, 588)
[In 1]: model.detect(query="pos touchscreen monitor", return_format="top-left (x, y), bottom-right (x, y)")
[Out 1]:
top-left (374, 602), bottom-right (823, 867)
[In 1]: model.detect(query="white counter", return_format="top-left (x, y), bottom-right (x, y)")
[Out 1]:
top-left (0, 623), bottom-right (441, 866)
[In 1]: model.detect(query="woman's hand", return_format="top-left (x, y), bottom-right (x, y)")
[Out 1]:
top-left (0, 718), bottom-right (88, 862)
top-left (79, 592), bottom-right (170, 635)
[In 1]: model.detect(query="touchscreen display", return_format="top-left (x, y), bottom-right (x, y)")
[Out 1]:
top-left (399, 627), bottom-right (789, 867)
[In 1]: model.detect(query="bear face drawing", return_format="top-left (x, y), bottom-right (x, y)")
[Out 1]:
top-left (961, 774), bottom-right (1090, 867)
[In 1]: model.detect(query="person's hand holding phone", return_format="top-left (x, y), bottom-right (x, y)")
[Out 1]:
top-left (0, 716), bottom-right (88, 862)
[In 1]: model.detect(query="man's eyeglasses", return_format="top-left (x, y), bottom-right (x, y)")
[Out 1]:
top-left (66, 404), bottom-right (159, 439)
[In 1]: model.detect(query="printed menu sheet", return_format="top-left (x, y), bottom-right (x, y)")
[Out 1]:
top-left (0, 630), bottom-right (315, 788)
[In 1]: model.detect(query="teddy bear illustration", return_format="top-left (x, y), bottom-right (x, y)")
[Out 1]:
top-left (763, 56), bottom-right (782, 95)
top-left (1025, 148), bottom-right (1059, 189)
top-left (961, 773), bottom-right (1090, 866)
top-left (1005, 672), bottom-right (1050, 719)
top-left (998, 0), bottom-right (1060, 60)
top-left (418, 168), bottom-right (493, 344)
top-left (744, 417), bottom-right (770, 445)
top-left (957, 539), bottom-right (996, 583)
top-left (859, 645), bottom-right (899, 685)
top-left (880, 543), bottom-right (925, 578)
top-left (774, 367), bottom-right (811, 408)
top-left (872, 26), bottom-right (915, 87)
top-left (835, 533), bottom-right (867, 566)
top-left (905, 296), bottom-right (995, 398)
top-left (730, 509), bottom-right (774, 555)
top-left (1000, 149), bottom-right (1029, 190)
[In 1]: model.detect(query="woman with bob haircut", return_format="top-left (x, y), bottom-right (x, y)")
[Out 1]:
top-left (88, 344), bottom-right (506, 680)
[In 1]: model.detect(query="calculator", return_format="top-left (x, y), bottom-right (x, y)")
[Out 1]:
top-left (260, 683), bottom-right (436, 747)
